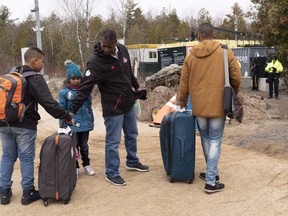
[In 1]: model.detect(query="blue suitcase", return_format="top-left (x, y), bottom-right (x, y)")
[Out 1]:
top-left (160, 112), bottom-right (195, 183)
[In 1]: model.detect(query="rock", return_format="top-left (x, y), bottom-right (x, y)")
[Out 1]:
top-left (47, 78), bottom-right (64, 91)
top-left (145, 64), bottom-right (182, 91)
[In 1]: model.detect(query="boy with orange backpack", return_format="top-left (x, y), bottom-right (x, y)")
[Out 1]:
top-left (0, 47), bottom-right (73, 205)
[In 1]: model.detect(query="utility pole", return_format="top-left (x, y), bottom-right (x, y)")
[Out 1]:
top-left (225, 14), bottom-right (239, 47)
top-left (234, 15), bottom-right (238, 47)
top-left (31, 0), bottom-right (43, 50)
top-left (122, 0), bottom-right (127, 45)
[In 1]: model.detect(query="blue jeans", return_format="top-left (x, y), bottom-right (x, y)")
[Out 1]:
top-left (196, 117), bottom-right (225, 186)
top-left (104, 106), bottom-right (139, 177)
top-left (0, 127), bottom-right (37, 190)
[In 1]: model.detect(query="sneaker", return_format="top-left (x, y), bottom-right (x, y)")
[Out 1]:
top-left (204, 182), bottom-right (225, 194)
top-left (84, 165), bottom-right (95, 176)
top-left (76, 168), bottom-right (80, 178)
top-left (0, 188), bottom-right (12, 205)
top-left (21, 187), bottom-right (41, 205)
top-left (267, 96), bottom-right (273, 99)
top-left (105, 175), bottom-right (126, 186)
top-left (126, 163), bottom-right (149, 172)
top-left (199, 172), bottom-right (220, 182)
top-left (275, 96), bottom-right (279, 99)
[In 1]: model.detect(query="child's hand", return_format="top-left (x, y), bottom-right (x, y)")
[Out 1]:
top-left (69, 112), bottom-right (75, 126)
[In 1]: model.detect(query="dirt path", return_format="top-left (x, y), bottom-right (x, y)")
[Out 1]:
top-left (1, 103), bottom-right (288, 216)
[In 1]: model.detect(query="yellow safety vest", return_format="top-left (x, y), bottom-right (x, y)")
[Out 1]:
top-left (265, 60), bottom-right (283, 74)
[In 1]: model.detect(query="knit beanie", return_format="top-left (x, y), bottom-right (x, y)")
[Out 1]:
top-left (64, 60), bottom-right (82, 79)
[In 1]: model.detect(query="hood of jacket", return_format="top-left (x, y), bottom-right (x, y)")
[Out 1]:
top-left (93, 42), bottom-right (120, 64)
top-left (94, 42), bottom-right (103, 55)
top-left (191, 40), bottom-right (221, 58)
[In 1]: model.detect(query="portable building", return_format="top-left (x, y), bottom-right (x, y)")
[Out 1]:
top-left (126, 44), bottom-right (158, 77)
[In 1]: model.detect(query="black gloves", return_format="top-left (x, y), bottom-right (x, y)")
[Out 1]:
top-left (133, 89), bottom-right (147, 100)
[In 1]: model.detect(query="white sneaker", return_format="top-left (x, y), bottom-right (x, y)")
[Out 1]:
top-left (84, 165), bottom-right (95, 176)
top-left (76, 168), bottom-right (80, 178)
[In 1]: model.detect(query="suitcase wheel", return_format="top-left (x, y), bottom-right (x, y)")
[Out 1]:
top-left (187, 180), bottom-right (193, 184)
top-left (169, 179), bottom-right (174, 183)
top-left (43, 199), bottom-right (49, 207)
top-left (63, 199), bottom-right (70, 205)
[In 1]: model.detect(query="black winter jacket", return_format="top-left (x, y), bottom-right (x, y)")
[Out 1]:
top-left (0, 65), bottom-right (72, 130)
top-left (71, 43), bottom-right (139, 117)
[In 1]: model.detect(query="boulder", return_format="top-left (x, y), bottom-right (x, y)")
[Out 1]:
top-left (145, 64), bottom-right (182, 91)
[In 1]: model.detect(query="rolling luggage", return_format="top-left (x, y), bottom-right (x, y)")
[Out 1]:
top-left (38, 129), bottom-right (77, 206)
top-left (160, 111), bottom-right (196, 183)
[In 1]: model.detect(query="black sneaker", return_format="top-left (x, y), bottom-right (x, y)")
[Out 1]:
top-left (0, 188), bottom-right (12, 205)
top-left (267, 96), bottom-right (273, 99)
top-left (105, 175), bottom-right (126, 186)
top-left (126, 163), bottom-right (149, 172)
top-left (205, 182), bottom-right (225, 194)
top-left (199, 172), bottom-right (220, 182)
top-left (21, 187), bottom-right (41, 205)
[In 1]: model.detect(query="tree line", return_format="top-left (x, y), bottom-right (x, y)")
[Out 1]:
top-left (0, 0), bottom-right (287, 77)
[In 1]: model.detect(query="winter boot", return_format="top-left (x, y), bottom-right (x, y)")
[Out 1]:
top-left (21, 187), bottom-right (41, 205)
top-left (0, 187), bottom-right (12, 205)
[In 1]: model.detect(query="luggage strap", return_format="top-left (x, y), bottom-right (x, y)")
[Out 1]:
top-left (55, 134), bottom-right (60, 145)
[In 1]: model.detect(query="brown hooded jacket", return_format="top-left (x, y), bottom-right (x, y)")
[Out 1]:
top-left (178, 40), bottom-right (242, 118)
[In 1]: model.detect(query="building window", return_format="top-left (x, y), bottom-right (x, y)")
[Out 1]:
top-left (149, 51), bottom-right (157, 59)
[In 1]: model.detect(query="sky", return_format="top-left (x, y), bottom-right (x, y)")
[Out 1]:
top-left (1, 0), bottom-right (253, 23)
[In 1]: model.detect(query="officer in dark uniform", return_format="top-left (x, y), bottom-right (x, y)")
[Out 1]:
top-left (250, 58), bottom-right (259, 91)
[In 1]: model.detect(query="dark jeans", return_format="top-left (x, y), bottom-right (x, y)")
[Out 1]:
top-left (75, 131), bottom-right (90, 168)
top-left (268, 74), bottom-right (279, 97)
top-left (252, 74), bottom-right (259, 90)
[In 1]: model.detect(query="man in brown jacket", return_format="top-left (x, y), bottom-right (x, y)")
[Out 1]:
top-left (178, 23), bottom-right (242, 193)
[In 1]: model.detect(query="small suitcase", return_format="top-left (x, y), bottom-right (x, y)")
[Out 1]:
top-left (160, 111), bottom-right (196, 183)
top-left (38, 131), bottom-right (77, 206)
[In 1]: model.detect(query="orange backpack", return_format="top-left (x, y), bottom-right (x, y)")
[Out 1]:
top-left (0, 67), bottom-right (36, 124)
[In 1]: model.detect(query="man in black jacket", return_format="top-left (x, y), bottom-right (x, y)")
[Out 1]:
top-left (0, 47), bottom-right (72, 205)
top-left (71, 29), bottom-right (149, 186)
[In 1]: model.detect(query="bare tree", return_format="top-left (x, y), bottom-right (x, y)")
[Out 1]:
top-left (112, 0), bottom-right (138, 44)
top-left (197, 8), bottom-right (212, 26)
top-left (57, 0), bottom-right (95, 68)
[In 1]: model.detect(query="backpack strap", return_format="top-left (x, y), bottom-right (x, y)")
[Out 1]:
top-left (21, 70), bottom-right (38, 112)
top-left (221, 44), bottom-right (228, 49)
top-left (22, 71), bottom-right (38, 77)
top-left (15, 67), bottom-right (38, 112)
top-left (224, 49), bottom-right (230, 87)
top-left (221, 44), bottom-right (230, 87)
top-left (8, 66), bottom-right (38, 78)
top-left (5, 66), bottom-right (19, 74)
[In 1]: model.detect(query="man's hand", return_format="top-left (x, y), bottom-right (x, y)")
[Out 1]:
top-left (61, 112), bottom-right (74, 127)
top-left (133, 89), bottom-right (147, 100)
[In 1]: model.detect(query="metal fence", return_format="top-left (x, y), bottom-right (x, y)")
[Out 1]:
top-left (232, 47), bottom-right (275, 76)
